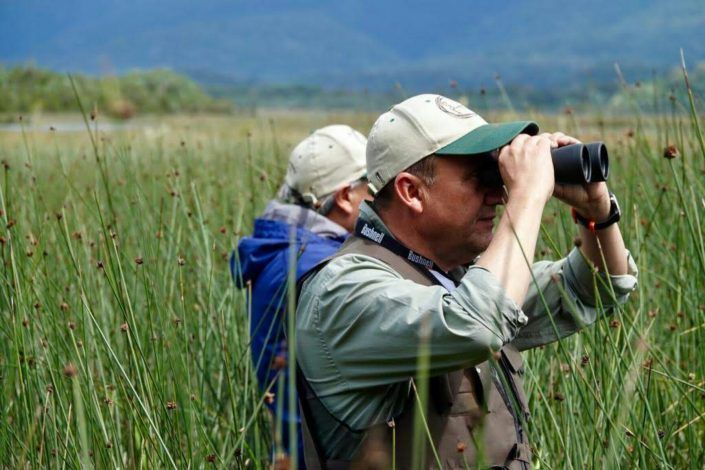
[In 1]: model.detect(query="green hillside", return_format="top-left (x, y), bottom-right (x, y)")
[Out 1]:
top-left (0, 65), bottom-right (232, 117)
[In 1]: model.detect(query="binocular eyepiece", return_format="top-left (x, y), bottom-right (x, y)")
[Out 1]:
top-left (552, 142), bottom-right (609, 184)
top-left (479, 142), bottom-right (609, 187)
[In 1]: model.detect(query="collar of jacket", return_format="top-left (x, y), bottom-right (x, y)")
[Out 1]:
top-left (357, 201), bottom-right (393, 237)
top-left (357, 201), bottom-right (467, 283)
top-left (261, 200), bottom-right (348, 238)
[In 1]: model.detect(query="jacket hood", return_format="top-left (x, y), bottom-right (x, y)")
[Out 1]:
top-left (232, 201), bottom-right (347, 287)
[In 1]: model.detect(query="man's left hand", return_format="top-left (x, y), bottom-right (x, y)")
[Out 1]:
top-left (544, 132), bottom-right (612, 221)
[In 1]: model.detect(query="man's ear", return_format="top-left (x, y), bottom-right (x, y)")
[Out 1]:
top-left (393, 172), bottom-right (425, 214)
top-left (333, 185), bottom-right (355, 215)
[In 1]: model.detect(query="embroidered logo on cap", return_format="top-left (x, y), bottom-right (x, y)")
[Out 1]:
top-left (435, 96), bottom-right (476, 119)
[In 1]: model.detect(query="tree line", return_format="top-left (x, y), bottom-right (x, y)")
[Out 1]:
top-left (0, 65), bottom-right (233, 118)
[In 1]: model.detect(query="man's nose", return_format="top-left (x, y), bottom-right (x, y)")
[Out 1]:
top-left (483, 186), bottom-right (505, 206)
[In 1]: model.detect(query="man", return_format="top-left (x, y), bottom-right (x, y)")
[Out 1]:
top-left (232, 124), bottom-right (371, 467)
top-left (296, 95), bottom-right (638, 468)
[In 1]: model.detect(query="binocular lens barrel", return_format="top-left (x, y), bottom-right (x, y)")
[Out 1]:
top-left (551, 144), bottom-right (591, 184)
top-left (478, 141), bottom-right (609, 186)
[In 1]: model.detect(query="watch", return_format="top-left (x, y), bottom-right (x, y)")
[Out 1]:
top-left (571, 192), bottom-right (621, 231)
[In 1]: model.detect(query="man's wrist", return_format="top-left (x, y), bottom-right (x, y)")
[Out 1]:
top-left (573, 196), bottom-right (611, 221)
top-left (572, 192), bottom-right (621, 231)
top-left (507, 189), bottom-right (549, 209)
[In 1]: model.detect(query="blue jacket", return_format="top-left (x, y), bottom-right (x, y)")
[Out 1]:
top-left (231, 202), bottom-right (347, 428)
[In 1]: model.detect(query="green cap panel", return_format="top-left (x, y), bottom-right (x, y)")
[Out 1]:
top-left (435, 121), bottom-right (539, 155)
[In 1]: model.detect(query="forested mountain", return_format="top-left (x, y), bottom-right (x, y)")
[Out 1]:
top-left (2, 0), bottom-right (703, 91)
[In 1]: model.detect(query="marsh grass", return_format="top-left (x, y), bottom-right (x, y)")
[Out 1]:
top-left (1, 67), bottom-right (704, 468)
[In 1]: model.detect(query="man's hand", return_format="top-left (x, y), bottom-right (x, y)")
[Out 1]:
top-left (554, 181), bottom-right (611, 220)
top-left (497, 133), bottom-right (554, 204)
top-left (478, 133), bottom-right (554, 306)
top-left (544, 132), bottom-right (611, 221)
top-left (540, 132), bottom-right (628, 275)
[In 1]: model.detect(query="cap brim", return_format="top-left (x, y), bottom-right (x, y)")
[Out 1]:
top-left (435, 121), bottom-right (539, 155)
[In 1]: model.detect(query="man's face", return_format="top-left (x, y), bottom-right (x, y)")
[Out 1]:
top-left (420, 155), bottom-right (504, 267)
top-left (349, 179), bottom-right (374, 222)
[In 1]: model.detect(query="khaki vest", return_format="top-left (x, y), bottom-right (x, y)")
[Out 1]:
top-left (298, 236), bottom-right (532, 469)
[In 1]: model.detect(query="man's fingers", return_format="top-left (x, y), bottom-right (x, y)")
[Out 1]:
top-left (553, 132), bottom-right (580, 146)
top-left (509, 133), bottom-right (531, 152)
top-left (557, 136), bottom-right (581, 146)
top-left (539, 131), bottom-right (581, 148)
top-left (540, 132), bottom-right (563, 147)
top-left (553, 183), bottom-right (570, 199)
top-left (501, 134), bottom-right (552, 161)
top-left (530, 134), bottom-right (553, 151)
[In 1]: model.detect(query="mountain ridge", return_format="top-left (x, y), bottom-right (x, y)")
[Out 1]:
top-left (2, 0), bottom-right (703, 91)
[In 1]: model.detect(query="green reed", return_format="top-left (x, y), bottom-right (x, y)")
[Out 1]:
top-left (0, 67), bottom-right (703, 468)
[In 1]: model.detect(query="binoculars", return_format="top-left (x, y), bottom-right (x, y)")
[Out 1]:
top-left (479, 142), bottom-right (609, 186)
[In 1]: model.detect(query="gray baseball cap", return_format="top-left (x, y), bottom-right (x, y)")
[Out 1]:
top-left (366, 94), bottom-right (539, 193)
top-left (285, 125), bottom-right (367, 205)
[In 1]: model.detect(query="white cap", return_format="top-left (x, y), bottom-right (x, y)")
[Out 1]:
top-left (285, 125), bottom-right (367, 205)
top-left (366, 94), bottom-right (537, 193)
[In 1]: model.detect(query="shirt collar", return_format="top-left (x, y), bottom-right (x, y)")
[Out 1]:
top-left (357, 201), bottom-right (467, 283)
top-left (358, 201), bottom-right (393, 236)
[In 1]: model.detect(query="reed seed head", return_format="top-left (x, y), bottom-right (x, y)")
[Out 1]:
top-left (63, 363), bottom-right (78, 378)
top-left (663, 145), bottom-right (680, 160)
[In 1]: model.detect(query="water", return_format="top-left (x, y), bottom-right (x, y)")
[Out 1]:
top-left (0, 120), bottom-right (149, 133)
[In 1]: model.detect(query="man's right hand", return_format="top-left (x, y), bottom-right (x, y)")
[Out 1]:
top-left (477, 133), bottom-right (554, 306)
top-left (497, 133), bottom-right (555, 204)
